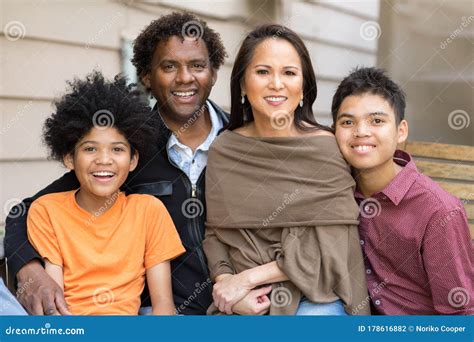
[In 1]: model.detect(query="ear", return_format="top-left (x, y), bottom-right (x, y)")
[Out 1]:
top-left (397, 119), bottom-right (409, 144)
top-left (211, 68), bottom-right (217, 86)
top-left (141, 73), bottom-right (151, 90)
top-left (129, 151), bottom-right (139, 172)
top-left (240, 81), bottom-right (246, 95)
top-left (63, 154), bottom-right (75, 170)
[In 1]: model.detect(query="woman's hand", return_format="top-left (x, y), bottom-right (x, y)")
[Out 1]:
top-left (213, 272), bottom-right (253, 315)
top-left (232, 286), bottom-right (272, 315)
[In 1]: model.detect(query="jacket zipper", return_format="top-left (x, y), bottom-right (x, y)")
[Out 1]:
top-left (166, 152), bottom-right (211, 282)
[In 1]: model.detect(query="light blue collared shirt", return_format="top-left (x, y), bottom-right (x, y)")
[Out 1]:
top-left (167, 101), bottom-right (224, 185)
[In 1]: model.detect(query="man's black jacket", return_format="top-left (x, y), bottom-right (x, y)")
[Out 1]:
top-left (4, 100), bottom-right (229, 315)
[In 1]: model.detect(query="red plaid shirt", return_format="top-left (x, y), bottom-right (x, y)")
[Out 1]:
top-left (355, 150), bottom-right (473, 315)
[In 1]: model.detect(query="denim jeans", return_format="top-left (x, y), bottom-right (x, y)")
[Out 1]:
top-left (0, 278), bottom-right (27, 315)
top-left (295, 297), bottom-right (347, 316)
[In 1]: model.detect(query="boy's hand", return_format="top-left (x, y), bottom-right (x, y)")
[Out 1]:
top-left (16, 260), bottom-right (71, 315)
top-left (232, 286), bottom-right (272, 315)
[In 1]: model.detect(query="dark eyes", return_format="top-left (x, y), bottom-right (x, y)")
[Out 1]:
top-left (338, 118), bottom-right (384, 126)
top-left (82, 147), bottom-right (125, 152)
top-left (163, 64), bottom-right (205, 71)
top-left (256, 69), bottom-right (296, 76)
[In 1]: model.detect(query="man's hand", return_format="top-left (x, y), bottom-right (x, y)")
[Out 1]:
top-left (232, 286), bottom-right (272, 315)
top-left (16, 260), bottom-right (71, 315)
top-left (213, 272), bottom-right (253, 315)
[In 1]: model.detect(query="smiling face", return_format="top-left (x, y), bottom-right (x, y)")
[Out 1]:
top-left (242, 38), bottom-right (303, 123)
top-left (334, 93), bottom-right (408, 172)
top-left (64, 127), bottom-right (138, 210)
top-left (142, 36), bottom-right (217, 125)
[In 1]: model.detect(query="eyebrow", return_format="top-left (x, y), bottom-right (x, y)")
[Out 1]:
top-left (78, 141), bottom-right (128, 146)
top-left (337, 111), bottom-right (389, 119)
top-left (160, 59), bottom-right (208, 65)
top-left (254, 64), bottom-right (300, 70)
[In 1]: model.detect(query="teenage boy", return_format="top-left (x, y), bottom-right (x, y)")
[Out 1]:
top-left (27, 71), bottom-right (185, 315)
top-left (5, 12), bottom-right (230, 315)
top-left (332, 67), bottom-right (473, 315)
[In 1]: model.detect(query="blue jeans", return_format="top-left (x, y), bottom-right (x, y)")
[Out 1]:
top-left (295, 298), bottom-right (347, 316)
top-left (0, 278), bottom-right (27, 315)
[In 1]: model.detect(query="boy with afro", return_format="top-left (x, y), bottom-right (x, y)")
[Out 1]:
top-left (26, 71), bottom-right (185, 315)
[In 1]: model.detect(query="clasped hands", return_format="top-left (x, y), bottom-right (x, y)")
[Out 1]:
top-left (213, 272), bottom-right (272, 315)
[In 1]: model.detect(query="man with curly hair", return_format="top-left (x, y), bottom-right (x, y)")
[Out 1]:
top-left (5, 12), bottom-right (232, 315)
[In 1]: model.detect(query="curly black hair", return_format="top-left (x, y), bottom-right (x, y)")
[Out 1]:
top-left (43, 71), bottom-right (159, 162)
top-left (132, 11), bottom-right (227, 84)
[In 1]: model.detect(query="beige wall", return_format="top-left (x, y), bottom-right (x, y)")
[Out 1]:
top-left (1, 0), bottom-right (381, 236)
top-left (377, 0), bottom-right (473, 146)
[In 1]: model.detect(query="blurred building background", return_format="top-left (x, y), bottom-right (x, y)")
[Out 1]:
top-left (1, 0), bottom-right (473, 252)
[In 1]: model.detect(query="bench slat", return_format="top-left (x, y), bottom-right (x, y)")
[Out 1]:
top-left (465, 203), bottom-right (474, 221)
top-left (414, 160), bottom-right (474, 181)
top-left (437, 182), bottom-right (474, 200)
top-left (405, 141), bottom-right (474, 162)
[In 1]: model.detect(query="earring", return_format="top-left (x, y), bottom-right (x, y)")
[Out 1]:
top-left (299, 96), bottom-right (304, 108)
top-left (241, 93), bottom-right (245, 104)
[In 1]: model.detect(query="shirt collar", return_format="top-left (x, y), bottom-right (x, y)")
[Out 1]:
top-left (355, 150), bottom-right (419, 206)
top-left (167, 100), bottom-right (223, 153)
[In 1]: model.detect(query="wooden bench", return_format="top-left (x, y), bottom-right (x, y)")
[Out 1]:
top-left (403, 141), bottom-right (474, 239)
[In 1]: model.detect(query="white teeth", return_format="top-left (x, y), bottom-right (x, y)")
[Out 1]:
top-left (266, 96), bottom-right (286, 102)
top-left (173, 91), bottom-right (196, 97)
top-left (92, 171), bottom-right (115, 177)
top-left (353, 145), bottom-right (375, 152)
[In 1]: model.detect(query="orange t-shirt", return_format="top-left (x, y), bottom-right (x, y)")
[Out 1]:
top-left (27, 191), bottom-right (185, 315)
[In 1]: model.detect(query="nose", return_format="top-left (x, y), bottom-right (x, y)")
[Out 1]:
top-left (269, 74), bottom-right (283, 90)
top-left (95, 150), bottom-right (112, 164)
top-left (354, 122), bottom-right (371, 137)
top-left (175, 66), bottom-right (194, 84)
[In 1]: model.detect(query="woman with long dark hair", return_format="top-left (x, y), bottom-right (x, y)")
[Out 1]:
top-left (203, 24), bottom-right (369, 315)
